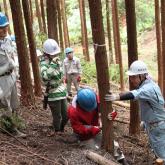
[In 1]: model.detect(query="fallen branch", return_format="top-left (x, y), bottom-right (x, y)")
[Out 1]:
top-left (0, 161), bottom-right (8, 165)
top-left (2, 141), bottom-right (61, 165)
top-left (114, 119), bottom-right (129, 124)
top-left (0, 126), bottom-right (27, 147)
top-left (113, 101), bottom-right (130, 108)
top-left (86, 151), bottom-right (119, 165)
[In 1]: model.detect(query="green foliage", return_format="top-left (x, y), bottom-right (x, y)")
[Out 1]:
top-left (135, 1), bottom-right (155, 34)
top-left (65, 0), bottom-right (154, 45)
top-left (35, 32), bottom-right (47, 49)
top-left (0, 113), bottom-right (26, 133)
top-left (81, 59), bottom-right (97, 86)
top-left (109, 64), bottom-right (127, 84)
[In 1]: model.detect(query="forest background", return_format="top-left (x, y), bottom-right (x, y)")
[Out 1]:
top-left (3, 0), bottom-right (156, 88)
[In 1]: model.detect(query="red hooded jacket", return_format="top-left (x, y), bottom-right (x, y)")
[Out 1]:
top-left (68, 95), bottom-right (100, 140)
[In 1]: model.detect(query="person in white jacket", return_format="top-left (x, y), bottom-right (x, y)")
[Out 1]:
top-left (105, 60), bottom-right (165, 161)
top-left (0, 12), bottom-right (25, 137)
top-left (63, 47), bottom-right (81, 96)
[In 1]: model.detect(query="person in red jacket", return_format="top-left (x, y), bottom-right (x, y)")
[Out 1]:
top-left (68, 88), bottom-right (117, 142)
top-left (68, 88), bottom-right (128, 165)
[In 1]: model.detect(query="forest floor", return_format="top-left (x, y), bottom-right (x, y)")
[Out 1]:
top-left (0, 29), bottom-right (158, 165)
top-left (0, 98), bottom-right (156, 165)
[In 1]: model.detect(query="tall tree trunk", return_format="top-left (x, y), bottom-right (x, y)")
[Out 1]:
top-left (125, 0), bottom-right (140, 135)
top-left (29, 0), bottom-right (33, 24)
top-left (3, 0), bottom-right (11, 34)
top-left (106, 0), bottom-right (114, 65)
top-left (155, 0), bottom-right (163, 91)
top-left (88, 0), bottom-right (114, 153)
top-left (40, 0), bottom-right (47, 34)
top-left (22, 0), bottom-right (42, 97)
top-left (161, 0), bottom-right (165, 98)
top-left (46, 0), bottom-right (58, 41)
top-left (61, 0), bottom-right (70, 47)
top-left (9, 0), bottom-right (35, 105)
top-left (111, 0), bottom-right (119, 64)
top-left (35, 0), bottom-right (43, 32)
top-left (111, 0), bottom-right (124, 91)
top-left (57, 0), bottom-right (64, 51)
top-left (78, 0), bottom-right (90, 61)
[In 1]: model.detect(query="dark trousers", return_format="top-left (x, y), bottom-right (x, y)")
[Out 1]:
top-left (48, 99), bottom-right (68, 131)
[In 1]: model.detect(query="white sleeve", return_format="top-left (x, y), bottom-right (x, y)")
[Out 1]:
top-left (72, 95), bottom-right (77, 108)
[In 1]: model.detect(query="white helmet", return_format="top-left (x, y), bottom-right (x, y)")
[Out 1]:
top-left (126, 60), bottom-right (148, 76)
top-left (43, 39), bottom-right (61, 55)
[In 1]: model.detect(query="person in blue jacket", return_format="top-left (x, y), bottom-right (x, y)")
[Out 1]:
top-left (105, 60), bottom-right (165, 160)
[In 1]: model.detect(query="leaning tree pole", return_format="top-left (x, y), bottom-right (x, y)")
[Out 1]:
top-left (88, 0), bottom-right (114, 152)
top-left (125, 0), bottom-right (140, 135)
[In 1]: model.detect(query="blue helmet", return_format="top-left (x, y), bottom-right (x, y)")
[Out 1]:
top-left (77, 88), bottom-right (97, 112)
top-left (65, 47), bottom-right (73, 56)
top-left (0, 12), bottom-right (9, 27)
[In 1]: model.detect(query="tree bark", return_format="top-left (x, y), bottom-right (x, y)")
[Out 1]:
top-left (125, 0), bottom-right (140, 135)
top-left (161, 0), bottom-right (165, 98)
top-left (106, 0), bottom-right (114, 65)
top-left (35, 0), bottom-right (43, 32)
top-left (40, 0), bottom-right (47, 34)
top-left (78, 0), bottom-right (90, 61)
top-left (57, 0), bottom-right (64, 51)
top-left (88, 0), bottom-right (114, 153)
top-left (29, 0), bottom-right (33, 24)
top-left (155, 0), bottom-right (163, 92)
top-left (9, 0), bottom-right (35, 105)
top-left (61, 0), bottom-right (70, 47)
top-left (111, 0), bottom-right (124, 91)
top-left (22, 0), bottom-right (42, 97)
top-left (46, 0), bottom-right (58, 41)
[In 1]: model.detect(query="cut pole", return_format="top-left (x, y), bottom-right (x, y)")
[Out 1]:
top-left (86, 151), bottom-right (119, 165)
top-left (156, 158), bottom-right (164, 165)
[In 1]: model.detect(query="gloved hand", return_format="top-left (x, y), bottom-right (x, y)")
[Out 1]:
top-left (108, 110), bottom-right (117, 120)
top-left (77, 76), bottom-right (81, 82)
top-left (105, 91), bottom-right (120, 101)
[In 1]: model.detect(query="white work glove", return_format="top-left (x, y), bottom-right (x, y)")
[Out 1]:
top-left (105, 91), bottom-right (120, 101)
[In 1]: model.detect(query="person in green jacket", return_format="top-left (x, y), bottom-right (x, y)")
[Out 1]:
top-left (40, 39), bottom-right (68, 134)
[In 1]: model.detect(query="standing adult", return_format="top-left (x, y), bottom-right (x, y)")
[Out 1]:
top-left (0, 12), bottom-right (25, 137)
top-left (63, 47), bottom-right (81, 96)
top-left (40, 39), bottom-right (68, 134)
top-left (0, 12), bottom-right (19, 115)
top-left (105, 60), bottom-right (165, 160)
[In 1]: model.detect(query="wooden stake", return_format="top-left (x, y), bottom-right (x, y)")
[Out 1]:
top-left (156, 158), bottom-right (164, 165)
top-left (86, 151), bottom-right (119, 165)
